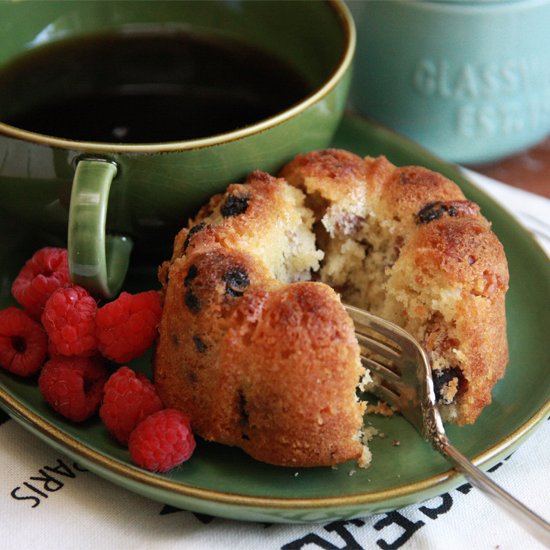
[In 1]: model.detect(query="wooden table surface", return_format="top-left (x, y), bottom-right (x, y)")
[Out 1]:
top-left (469, 134), bottom-right (550, 199)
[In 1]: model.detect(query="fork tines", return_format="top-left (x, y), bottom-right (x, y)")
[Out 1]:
top-left (343, 303), bottom-right (422, 408)
top-left (354, 332), bottom-right (402, 385)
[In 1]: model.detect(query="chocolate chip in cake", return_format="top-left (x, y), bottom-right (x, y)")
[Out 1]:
top-left (433, 367), bottom-right (462, 404)
top-left (220, 194), bottom-right (249, 217)
top-left (193, 335), bottom-right (207, 353)
top-left (183, 222), bottom-right (206, 253)
top-left (358, 238), bottom-right (373, 256)
top-left (418, 199), bottom-right (481, 226)
top-left (186, 369), bottom-right (198, 384)
top-left (416, 201), bottom-right (459, 224)
top-left (171, 333), bottom-right (180, 348)
top-left (237, 390), bottom-right (250, 438)
top-left (223, 266), bottom-right (250, 297)
top-left (184, 290), bottom-right (201, 313)
top-left (184, 264), bottom-right (199, 287)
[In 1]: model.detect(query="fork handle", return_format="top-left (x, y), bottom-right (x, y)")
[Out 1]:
top-left (439, 437), bottom-right (550, 546)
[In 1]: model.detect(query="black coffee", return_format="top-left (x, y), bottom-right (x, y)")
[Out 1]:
top-left (0, 30), bottom-right (312, 143)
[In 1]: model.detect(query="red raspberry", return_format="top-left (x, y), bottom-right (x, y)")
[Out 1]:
top-left (0, 307), bottom-right (47, 376)
top-left (99, 366), bottom-right (163, 444)
top-left (41, 285), bottom-right (98, 357)
top-left (38, 356), bottom-right (108, 422)
top-left (96, 291), bottom-right (162, 363)
top-left (47, 338), bottom-right (61, 358)
top-left (11, 247), bottom-right (70, 318)
top-left (128, 409), bottom-right (196, 472)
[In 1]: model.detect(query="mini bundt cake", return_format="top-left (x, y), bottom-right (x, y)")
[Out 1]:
top-left (155, 170), bottom-right (369, 467)
top-left (154, 149), bottom-right (509, 467)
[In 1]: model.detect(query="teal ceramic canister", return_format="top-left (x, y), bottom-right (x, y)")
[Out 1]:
top-left (348, 0), bottom-right (550, 164)
top-left (0, 0), bottom-right (355, 298)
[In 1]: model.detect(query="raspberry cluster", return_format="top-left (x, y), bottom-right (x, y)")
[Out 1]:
top-left (99, 366), bottom-right (194, 472)
top-left (0, 247), bottom-right (195, 473)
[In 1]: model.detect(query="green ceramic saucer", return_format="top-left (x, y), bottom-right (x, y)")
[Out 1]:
top-left (0, 113), bottom-right (549, 523)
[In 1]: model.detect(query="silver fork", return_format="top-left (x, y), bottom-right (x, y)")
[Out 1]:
top-left (344, 303), bottom-right (550, 546)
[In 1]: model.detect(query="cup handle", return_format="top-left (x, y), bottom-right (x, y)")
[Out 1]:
top-left (68, 158), bottom-right (133, 299)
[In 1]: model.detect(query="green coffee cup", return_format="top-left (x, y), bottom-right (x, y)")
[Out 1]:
top-left (0, 0), bottom-right (354, 298)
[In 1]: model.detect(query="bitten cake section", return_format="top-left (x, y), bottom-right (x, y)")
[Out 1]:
top-left (281, 150), bottom-right (509, 425)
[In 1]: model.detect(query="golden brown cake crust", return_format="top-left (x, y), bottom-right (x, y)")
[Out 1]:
top-left (155, 148), bottom-right (509, 468)
top-left (155, 170), bottom-right (366, 467)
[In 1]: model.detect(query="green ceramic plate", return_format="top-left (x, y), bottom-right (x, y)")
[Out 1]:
top-left (1, 113), bottom-right (549, 523)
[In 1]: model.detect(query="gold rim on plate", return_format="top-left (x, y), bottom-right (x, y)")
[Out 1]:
top-left (1, 383), bottom-right (548, 510)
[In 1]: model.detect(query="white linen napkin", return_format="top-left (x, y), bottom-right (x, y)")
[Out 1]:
top-left (1, 415), bottom-right (548, 550)
top-left (461, 168), bottom-right (550, 258)
top-left (1, 172), bottom-right (549, 550)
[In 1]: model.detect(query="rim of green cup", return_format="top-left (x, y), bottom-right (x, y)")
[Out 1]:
top-left (0, 0), bottom-right (355, 154)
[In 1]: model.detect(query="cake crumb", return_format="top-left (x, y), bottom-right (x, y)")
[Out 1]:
top-left (362, 426), bottom-right (379, 441)
top-left (366, 401), bottom-right (397, 417)
top-left (357, 444), bottom-right (372, 469)
top-left (392, 439), bottom-right (401, 447)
